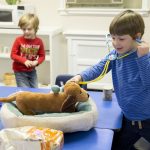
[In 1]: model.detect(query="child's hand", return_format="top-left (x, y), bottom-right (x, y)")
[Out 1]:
top-left (24, 60), bottom-right (33, 68)
top-left (137, 41), bottom-right (149, 57)
top-left (67, 75), bottom-right (82, 84)
top-left (32, 60), bottom-right (38, 67)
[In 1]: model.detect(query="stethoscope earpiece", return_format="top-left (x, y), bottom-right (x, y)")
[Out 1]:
top-left (135, 38), bottom-right (142, 43)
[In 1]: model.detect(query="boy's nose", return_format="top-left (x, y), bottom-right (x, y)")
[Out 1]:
top-left (24, 30), bottom-right (29, 33)
top-left (113, 40), bottom-right (120, 47)
top-left (113, 40), bottom-right (117, 46)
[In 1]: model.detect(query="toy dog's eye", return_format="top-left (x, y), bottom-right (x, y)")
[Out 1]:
top-left (80, 91), bottom-right (82, 94)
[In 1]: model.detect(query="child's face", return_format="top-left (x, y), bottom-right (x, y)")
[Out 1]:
top-left (21, 24), bottom-right (36, 39)
top-left (111, 34), bottom-right (136, 54)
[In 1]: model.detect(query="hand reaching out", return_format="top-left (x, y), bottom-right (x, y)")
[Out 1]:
top-left (67, 75), bottom-right (82, 84)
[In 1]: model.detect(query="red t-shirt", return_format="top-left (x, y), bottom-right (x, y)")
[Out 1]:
top-left (11, 36), bottom-right (45, 72)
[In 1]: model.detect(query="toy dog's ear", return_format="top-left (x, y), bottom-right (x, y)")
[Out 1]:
top-left (60, 95), bottom-right (76, 112)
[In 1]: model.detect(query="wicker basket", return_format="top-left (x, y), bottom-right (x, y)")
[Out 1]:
top-left (3, 73), bottom-right (16, 86)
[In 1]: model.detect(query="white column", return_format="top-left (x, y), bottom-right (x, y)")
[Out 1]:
top-left (142, 0), bottom-right (150, 10)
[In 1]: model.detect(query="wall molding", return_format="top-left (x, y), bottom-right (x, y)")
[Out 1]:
top-left (59, 0), bottom-right (150, 16)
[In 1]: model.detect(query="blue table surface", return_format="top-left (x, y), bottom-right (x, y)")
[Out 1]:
top-left (64, 128), bottom-right (114, 150)
top-left (0, 86), bottom-right (50, 97)
top-left (88, 91), bottom-right (123, 129)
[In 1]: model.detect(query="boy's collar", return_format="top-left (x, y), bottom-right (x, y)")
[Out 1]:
top-left (108, 49), bottom-right (136, 60)
top-left (117, 49), bottom-right (136, 57)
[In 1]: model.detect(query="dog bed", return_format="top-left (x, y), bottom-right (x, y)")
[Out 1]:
top-left (0, 97), bottom-right (98, 133)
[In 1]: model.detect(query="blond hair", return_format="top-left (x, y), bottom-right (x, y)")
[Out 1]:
top-left (18, 13), bottom-right (39, 33)
top-left (109, 10), bottom-right (145, 39)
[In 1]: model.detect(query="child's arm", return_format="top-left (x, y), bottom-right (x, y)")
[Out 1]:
top-left (36, 39), bottom-right (45, 65)
top-left (136, 40), bottom-right (150, 86)
top-left (68, 51), bottom-right (114, 84)
top-left (11, 38), bottom-right (27, 64)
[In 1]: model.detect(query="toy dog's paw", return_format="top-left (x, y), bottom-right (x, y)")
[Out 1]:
top-left (51, 85), bottom-right (60, 94)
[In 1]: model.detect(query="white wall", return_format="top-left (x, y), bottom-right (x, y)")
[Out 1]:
top-left (0, 0), bottom-right (149, 41)
top-left (0, 0), bottom-right (149, 86)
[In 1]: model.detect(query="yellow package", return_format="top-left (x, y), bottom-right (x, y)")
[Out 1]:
top-left (27, 127), bottom-right (64, 150)
top-left (0, 126), bottom-right (64, 150)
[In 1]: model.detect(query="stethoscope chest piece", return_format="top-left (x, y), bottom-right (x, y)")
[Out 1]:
top-left (108, 54), bottom-right (117, 60)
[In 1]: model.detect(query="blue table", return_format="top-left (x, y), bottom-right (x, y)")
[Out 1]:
top-left (89, 91), bottom-right (123, 129)
top-left (0, 86), bottom-right (122, 150)
top-left (0, 86), bottom-right (50, 97)
top-left (64, 128), bottom-right (114, 150)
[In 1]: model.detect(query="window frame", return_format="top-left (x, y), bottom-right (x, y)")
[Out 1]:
top-left (58, 0), bottom-right (150, 16)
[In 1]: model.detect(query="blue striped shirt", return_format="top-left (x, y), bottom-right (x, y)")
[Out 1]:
top-left (80, 49), bottom-right (150, 120)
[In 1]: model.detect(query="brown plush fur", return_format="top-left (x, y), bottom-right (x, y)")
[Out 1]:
top-left (0, 82), bottom-right (89, 115)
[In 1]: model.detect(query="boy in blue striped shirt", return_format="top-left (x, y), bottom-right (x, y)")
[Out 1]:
top-left (69, 10), bottom-right (150, 149)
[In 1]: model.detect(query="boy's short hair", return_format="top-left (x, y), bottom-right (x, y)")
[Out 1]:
top-left (18, 13), bottom-right (39, 33)
top-left (109, 10), bottom-right (145, 39)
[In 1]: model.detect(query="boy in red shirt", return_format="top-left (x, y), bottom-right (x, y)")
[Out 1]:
top-left (11, 13), bottom-right (45, 88)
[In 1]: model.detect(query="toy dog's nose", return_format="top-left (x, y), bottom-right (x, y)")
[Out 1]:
top-left (87, 93), bottom-right (89, 98)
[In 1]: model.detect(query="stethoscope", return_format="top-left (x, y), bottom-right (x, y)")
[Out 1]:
top-left (79, 34), bottom-right (141, 85)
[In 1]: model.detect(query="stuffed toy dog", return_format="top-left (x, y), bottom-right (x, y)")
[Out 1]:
top-left (0, 82), bottom-right (89, 115)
